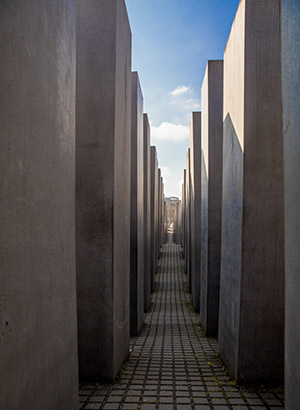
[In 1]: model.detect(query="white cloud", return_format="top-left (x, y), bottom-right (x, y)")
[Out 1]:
top-left (151, 122), bottom-right (189, 142)
top-left (160, 166), bottom-right (173, 184)
top-left (160, 167), bottom-right (183, 199)
top-left (170, 85), bottom-right (191, 96)
top-left (169, 85), bottom-right (201, 115)
top-left (171, 97), bottom-right (201, 111)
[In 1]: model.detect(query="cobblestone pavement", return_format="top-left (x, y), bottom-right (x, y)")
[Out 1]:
top-left (79, 243), bottom-right (284, 410)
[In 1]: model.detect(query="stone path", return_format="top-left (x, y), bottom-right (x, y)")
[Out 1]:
top-left (79, 243), bottom-right (284, 410)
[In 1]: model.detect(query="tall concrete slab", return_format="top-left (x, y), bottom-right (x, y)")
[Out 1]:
top-left (0, 1), bottom-right (78, 409)
top-left (185, 150), bottom-right (191, 289)
top-left (219, 0), bottom-right (284, 383)
top-left (200, 61), bottom-right (223, 335)
top-left (130, 72), bottom-right (144, 335)
top-left (150, 146), bottom-right (159, 291)
top-left (190, 112), bottom-right (202, 312)
top-left (182, 170), bottom-right (186, 256)
top-left (157, 169), bottom-right (162, 256)
top-left (143, 114), bottom-right (151, 312)
top-left (174, 200), bottom-right (182, 245)
top-left (76, 0), bottom-right (131, 381)
top-left (281, 1), bottom-right (300, 407)
top-left (160, 178), bottom-right (165, 246)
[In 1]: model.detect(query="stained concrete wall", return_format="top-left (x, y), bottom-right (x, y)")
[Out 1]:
top-left (0, 2), bottom-right (78, 409)
top-left (182, 170), bottom-right (186, 257)
top-left (219, 0), bottom-right (284, 383)
top-left (281, 1), bottom-right (300, 407)
top-left (143, 114), bottom-right (151, 312)
top-left (160, 178), bottom-right (165, 246)
top-left (130, 72), bottom-right (144, 335)
top-left (174, 200), bottom-right (182, 245)
top-left (157, 169), bottom-right (162, 255)
top-left (190, 112), bottom-right (202, 312)
top-left (185, 151), bottom-right (191, 288)
top-left (150, 146), bottom-right (159, 290)
top-left (200, 61), bottom-right (223, 335)
top-left (76, 0), bottom-right (131, 381)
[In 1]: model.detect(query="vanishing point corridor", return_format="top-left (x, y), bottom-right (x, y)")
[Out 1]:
top-left (79, 244), bottom-right (284, 410)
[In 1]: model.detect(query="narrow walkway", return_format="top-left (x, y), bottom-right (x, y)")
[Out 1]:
top-left (79, 244), bottom-right (284, 410)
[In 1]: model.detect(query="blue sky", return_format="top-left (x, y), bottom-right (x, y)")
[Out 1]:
top-left (125, 0), bottom-right (240, 198)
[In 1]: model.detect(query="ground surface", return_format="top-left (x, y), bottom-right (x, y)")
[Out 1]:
top-left (79, 243), bottom-right (284, 409)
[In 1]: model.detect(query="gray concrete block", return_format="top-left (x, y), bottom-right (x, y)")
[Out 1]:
top-left (160, 178), bottom-right (165, 247)
top-left (185, 150), bottom-right (191, 290)
top-left (190, 112), bottom-right (202, 312)
top-left (200, 61), bottom-right (223, 335)
top-left (143, 114), bottom-right (151, 312)
top-left (157, 169), bottom-right (162, 256)
top-left (76, 0), bottom-right (131, 381)
top-left (150, 146), bottom-right (159, 290)
top-left (219, 0), bottom-right (284, 383)
top-left (0, 1), bottom-right (78, 409)
top-left (182, 170), bottom-right (186, 257)
top-left (173, 200), bottom-right (182, 245)
top-left (281, 1), bottom-right (300, 407)
top-left (130, 72), bottom-right (144, 335)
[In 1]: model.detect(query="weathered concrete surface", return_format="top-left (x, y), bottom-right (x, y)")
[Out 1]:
top-left (143, 114), bottom-right (151, 312)
top-left (0, 2), bottom-right (78, 409)
top-left (219, 0), bottom-right (284, 384)
top-left (150, 146), bottom-right (159, 291)
top-left (130, 72), bottom-right (144, 335)
top-left (160, 178), bottom-right (165, 246)
top-left (281, 1), bottom-right (300, 408)
top-left (76, 0), bottom-right (131, 381)
top-left (157, 169), bottom-right (162, 255)
top-left (185, 150), bottom-right (191, 289)
top-left (173, 200), bottom-right (182, 245)
top-left (182, 170), bottom-right (186, 256)
top-left (190, 112), bottom-right (201, 312)
top-left (200, 61), bottom-right (223, 335)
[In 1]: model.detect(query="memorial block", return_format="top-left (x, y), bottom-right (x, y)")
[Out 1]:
top-left (76, 0), bottom-right (131, 381)
top-left (182, 170), bottom-right (187, 255)
top-left (190, 112), bottom-right (202, 312)
top-left (185, 150), bottom-right (191, 289)
top-left (219, 0), bottom-right (284, 383)
top-left (0, 1), bottom-right (78, 408)
top-left (281, 0), bottom-right (300, 407)
top-left (130, 72), bottom-right (144, 335)
top-left (200, 61), bottom-right (223, 335)
top-left (143, 114), bottom-right (151, 312)
top-left (150, 146), bottom-right (159, 290)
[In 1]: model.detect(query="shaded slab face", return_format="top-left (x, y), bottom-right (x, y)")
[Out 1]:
top-left (130, 72), bottom-right (144, 335)
top-left (0, 1), bottom-right (78, 409)
top-left (200, 60), bottom-right (223, 337)
top-left (185, 150), bottom-right (191, 290)
top-left (150, 146), bottom-right (159, 291)
top-left (76, 0), bottom-right (131, 381)
top-left (189, 112), bottom-right (201, 312)
top-left (281, 1), bottom-right (300, 408)
top-left (219, 0), bottom-right (284, 384)
top-left (143, 114), bottom-right (152, 312)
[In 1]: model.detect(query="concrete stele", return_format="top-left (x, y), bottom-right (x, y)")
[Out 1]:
top-left (143, 114), bottom-right (152, 312)
top-left (130, 72), bottom-right (144, 335)
top-left (150, 146), bottom-right (159, 291)
top-left (185, 150), bottom-right (191, 290)
top-left (76, 0), bottom-right (131, 381)
top-left (281, 0), bottom-right (300, 407)
top-left (0, 1), bottom-right (78, 408)
top-left (219, 0), bottom-right (284, 383)
top-left (200, 60), bottom-right (223, 336)
top-left (190, 112), bottom-right (202, 312)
